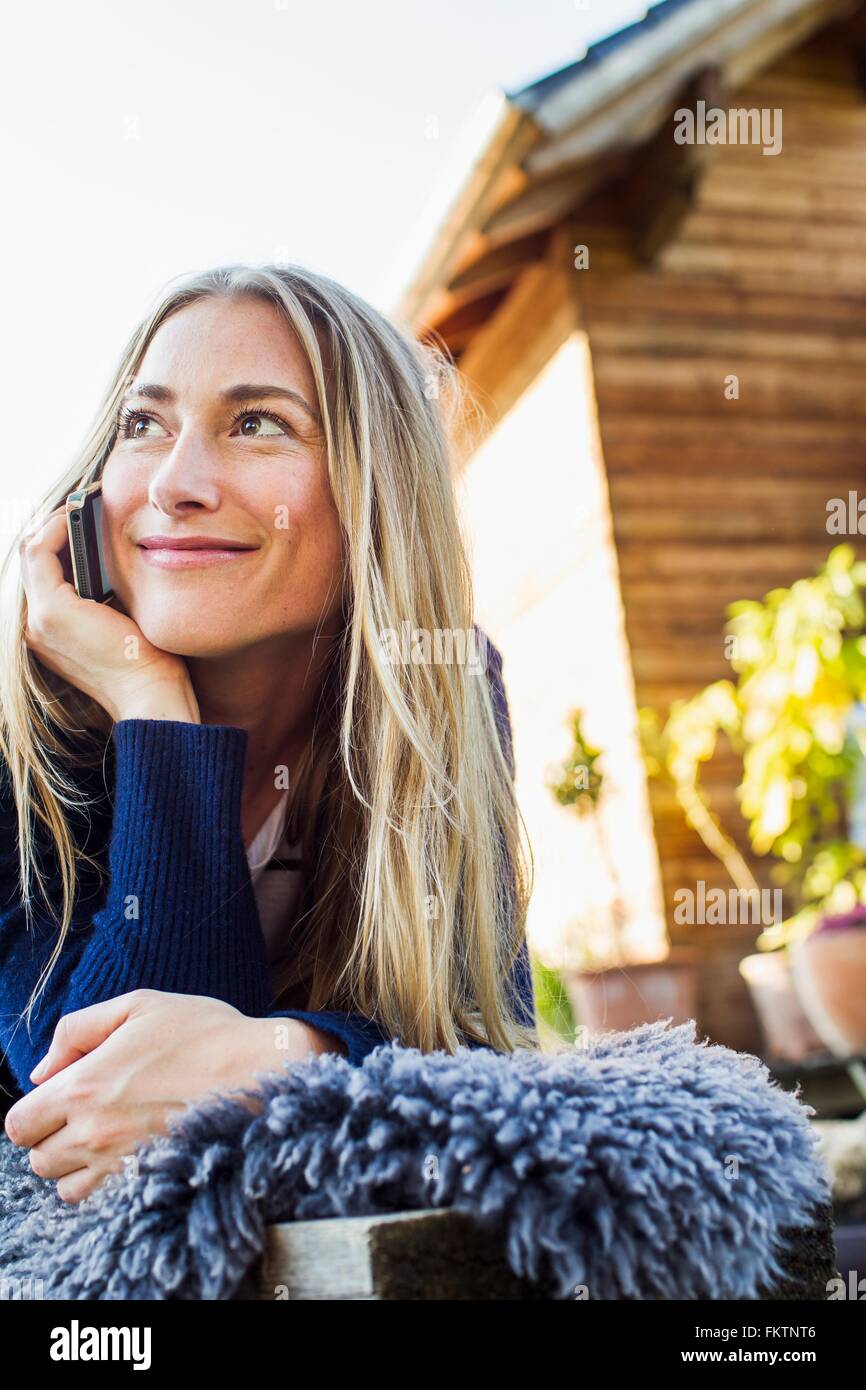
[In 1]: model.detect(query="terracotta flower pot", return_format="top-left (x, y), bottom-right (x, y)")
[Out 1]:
top-left (564, 953), bottom-right (698, 1036)
top-left (789, 921), bottom-right (866, 1057)
top-left (738, 950), bottom-right (826, 1063)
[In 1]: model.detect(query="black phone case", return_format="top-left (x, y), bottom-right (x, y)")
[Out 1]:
top-left (66, 486), bottom-right (114, 602)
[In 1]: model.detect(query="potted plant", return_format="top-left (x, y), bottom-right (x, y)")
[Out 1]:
top-left (640, 544), bottom-right (866, 1064)
top-left (548, 711), bottom-right (698, 1034)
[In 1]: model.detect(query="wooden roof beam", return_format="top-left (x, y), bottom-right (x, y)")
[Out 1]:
top-left (445, 230), bottom-right (551, 304)
top-left (417, 286), bottom-right (511, 358)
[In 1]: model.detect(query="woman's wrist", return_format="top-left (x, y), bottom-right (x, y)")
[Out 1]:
top-left (112, 680), bottom-right (202, 725)
top-left (227, 1016), bottom-right (346, 1090)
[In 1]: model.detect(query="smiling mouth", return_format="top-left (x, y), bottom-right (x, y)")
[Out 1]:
top-left (137, 542), bottom-right (259, 569)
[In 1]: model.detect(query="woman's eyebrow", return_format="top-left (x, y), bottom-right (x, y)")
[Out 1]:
top-left (120, 382), bottom-right (321, 424)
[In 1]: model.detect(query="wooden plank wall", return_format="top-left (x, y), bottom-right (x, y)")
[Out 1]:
top-left (573, 28), bottom-right (866, 1050)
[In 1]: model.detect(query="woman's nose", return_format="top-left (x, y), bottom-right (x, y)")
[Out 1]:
top-left (147, 427), bottom-right (223, 513)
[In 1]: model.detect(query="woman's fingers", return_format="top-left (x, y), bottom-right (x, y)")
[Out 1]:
top-left (30, 993), bottom-right (141, 1083)
top-left (20, 508), bottom-right (76, 622)
top-left (29, 1133), bottom-right (93, 1181)
top-left (16, 497), bottom-right (193, 721)
top-left (56, 1167), bottom-right (110, 1205)
top-left (20, 504), bottom-right (68, 561)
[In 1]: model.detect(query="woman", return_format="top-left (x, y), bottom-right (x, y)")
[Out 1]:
top-left (0, 263), bottom-right (536, 1203)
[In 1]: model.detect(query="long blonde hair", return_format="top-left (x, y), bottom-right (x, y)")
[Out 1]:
top-left (0, 262), bottom-right (537, 1054)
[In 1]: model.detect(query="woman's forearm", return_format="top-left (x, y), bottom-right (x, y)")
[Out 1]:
top-left (0, 720), bottom-right (276, 1097)
top-left (4, 995), bottom-right (343, 1203)
top-left (113, 679), bottom-right (201, 723)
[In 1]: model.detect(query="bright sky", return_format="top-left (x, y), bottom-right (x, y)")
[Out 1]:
top-left (3, 0), bottom-right (660, 518)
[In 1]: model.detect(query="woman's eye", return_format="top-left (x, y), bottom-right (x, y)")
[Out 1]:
top-left (232, 412), bottom-right (291, 437)
top-left (117, 407), bottom-right (293, 441)
top-left (121, 412), bottom-right (168, 440)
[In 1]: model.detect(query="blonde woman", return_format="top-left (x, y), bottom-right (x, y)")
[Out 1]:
top-left (0, 263), bottom-right (536, 1203)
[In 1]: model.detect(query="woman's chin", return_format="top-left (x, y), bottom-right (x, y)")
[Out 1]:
top-left (134, 617), bottom-right (246, 660)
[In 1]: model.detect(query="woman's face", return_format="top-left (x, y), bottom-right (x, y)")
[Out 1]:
top-left (100, 294), bottom-right (345, 658)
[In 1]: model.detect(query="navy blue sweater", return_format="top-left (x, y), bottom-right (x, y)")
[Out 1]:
top-left (0, 650), bottom-right (534, 1102)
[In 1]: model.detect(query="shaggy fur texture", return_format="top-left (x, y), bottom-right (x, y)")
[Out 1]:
top-left (0, 1020), bottom-right (833, 1300)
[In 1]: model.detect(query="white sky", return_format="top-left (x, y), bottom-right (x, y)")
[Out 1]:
top-left (2, 0), bottom-right (659, 514)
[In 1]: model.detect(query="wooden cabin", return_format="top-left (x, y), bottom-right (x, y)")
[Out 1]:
top-left (394, 0), bottom-right (866, 1052)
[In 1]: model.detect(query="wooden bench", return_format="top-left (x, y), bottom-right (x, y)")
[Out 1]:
top-left (236, 1204), bottom-right (840, 1300)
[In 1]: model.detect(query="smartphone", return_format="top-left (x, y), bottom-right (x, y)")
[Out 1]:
top-left (66, 481), bottom-right (114, 602)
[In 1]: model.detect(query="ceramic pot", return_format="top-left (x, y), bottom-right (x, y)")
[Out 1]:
top-left (789, 923), bottom-right (866, 1056)
top-left (565, 953), bottom-right (699, 1035)
top-left (738, 949), bottom-right (826, 1062)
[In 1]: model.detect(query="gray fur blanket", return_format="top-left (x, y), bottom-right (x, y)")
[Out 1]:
top-left (0, 1020), bottom-right (835, 1300)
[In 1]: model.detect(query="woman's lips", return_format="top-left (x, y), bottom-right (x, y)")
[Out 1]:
top-left (137, 545), bottom-right (258, 569)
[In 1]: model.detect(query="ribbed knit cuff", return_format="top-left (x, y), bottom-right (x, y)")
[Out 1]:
top-left (97, 719), bottom-right (272, 1014)
top-left (267, 1009), bottom-right (391, 1066)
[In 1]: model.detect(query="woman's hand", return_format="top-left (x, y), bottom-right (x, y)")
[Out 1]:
top-left (2, 989), bottom-right (328, 1204)
top-left (20, 506), bottom-right (200, 723)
